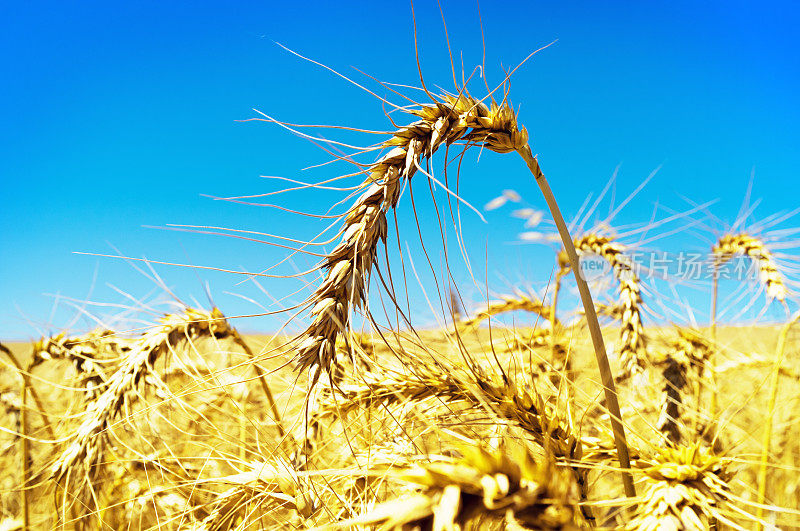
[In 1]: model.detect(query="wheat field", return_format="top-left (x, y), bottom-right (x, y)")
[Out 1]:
top-left (2, 22), bottom-right (800, 531)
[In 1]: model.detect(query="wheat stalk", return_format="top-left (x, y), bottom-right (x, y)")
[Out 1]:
top-left (755, 311), bottom-right (800, 529)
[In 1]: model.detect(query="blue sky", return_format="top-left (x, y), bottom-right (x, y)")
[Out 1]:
top-left (2, 1), bottom-right (799, 339)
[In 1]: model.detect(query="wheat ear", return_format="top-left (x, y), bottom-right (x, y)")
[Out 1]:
top-left (293, 91), bottom-right (633, 496)
top-left (31, 328), bottom-right (130, 401)
top-left (755, 311), bottom-right (800, 528)
top-left (335, 444), bottom-right (581, 530)
top-left (50, 307), bottom-right (233, 480)
top-left (572, 234), bottom-right (647, 380)
top-left (294, 94), bottom-right (529, 387)
top-left (627, 444), bottom-right (734, 530)
top-left (289, 94), bottom-right (528, 467)
top-left (321, 356), bottom-right (596, 519)
top-left (655, 350), bottom-right (689, 446)
top-left (463, 293), bottom-right (552, 328)
top-left (19, 379), bottom-right (29, 531)
top-left (713, 233), bottom-right (787, 301)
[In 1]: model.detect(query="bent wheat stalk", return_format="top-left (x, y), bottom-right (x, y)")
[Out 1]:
top-left (519, 205), bottom-right (637, 496)
top-left (293, 92), bottom-right (634, 497)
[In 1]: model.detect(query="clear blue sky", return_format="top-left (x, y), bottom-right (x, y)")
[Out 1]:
top-left (2, 1), bottom-right (799, 339)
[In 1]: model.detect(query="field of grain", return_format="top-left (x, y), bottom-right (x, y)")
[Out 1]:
top-left (2, 28), bottom-right (800, 531)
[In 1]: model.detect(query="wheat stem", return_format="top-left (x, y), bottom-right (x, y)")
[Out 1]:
top-left (756, 311), bottom-right (800, 528)
top-left (20, 377), bottom-right (30, 531)
top-left (515, 144), bottom-right (636, 499)
top-left (708, 264), bottom-right (719, 423)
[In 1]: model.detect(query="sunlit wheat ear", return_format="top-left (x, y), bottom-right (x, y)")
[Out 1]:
top-left (335, 444), bottom-right (581, 530)
top-left (31, 328), bottom-right (132, 399)
top-left (49, 307), bottom-right (233, 481)
top-left (653, 328), bottom-right (714, 447)
top-left (463, 292), bottom-right (553, 328)
top-left (320, 351), bottom-right (593, 514)
top-left (713, 233), bottom-right (787, 301)
top-left (569, 234), bottom-right (646, 379)
top-left (294, 94), bottom-right (528, 388)
top-left (654, 349), bottom-right (689, 446)
top-left (627, 444), bottom-right (736, 530)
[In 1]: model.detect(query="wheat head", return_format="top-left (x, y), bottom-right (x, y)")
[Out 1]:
top-left (338, 443), bottom-right (581, 530)
top-left (294, 94), bottom-right (528, 388)
top-left (572, 234), bottom-right (646, 379)
top-left (713, 233), bottom-right (786, 300)
top-left (463, 293), bottom-right (553, 328)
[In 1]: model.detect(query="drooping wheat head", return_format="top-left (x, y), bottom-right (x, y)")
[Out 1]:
top-left (654, 349), bottom-right (690, 446)
top-left (571, 234), bottom-right (646, 379)
top-left (50, 307), bottom-right (233, 481)
top-left (31, 328), bottom-right (131, 399)
top-left (337, 443), bottom-right (581, 530)
top-left (463, 293), bottom-right (553, 329)
top-left (627, 444), bottom-right (735, 530)
top-left (294, 94), bottom-right (529, 389)
top-left (713, 233), bottom-right (787, 301)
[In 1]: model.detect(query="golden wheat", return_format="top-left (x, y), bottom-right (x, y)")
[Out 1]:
top-left (50, 307), bottom-right (233, 481)
top-left (568, 234), bottom-right (646, 379)
top-left (627, 444), bottom-right (734, 530)
top-left (463, 293), bottom-right (552, 328)
top-left (655, 349), bottom-right (689, 445)
top-left (295, 94), bottom-right (528, 389)
top-left (335, 443), bottom-right (581, 530)
top-left (713, 233), bottom-right (786, 301)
